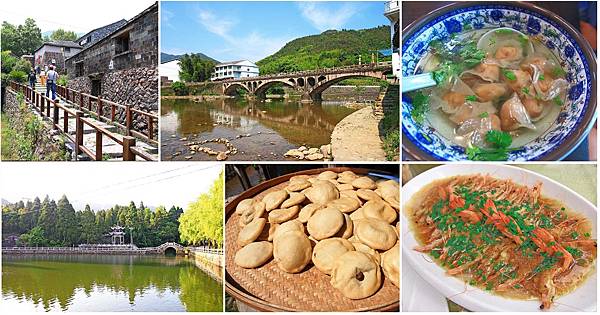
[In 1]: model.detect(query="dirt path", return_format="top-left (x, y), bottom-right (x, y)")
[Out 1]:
top-left (330, 107), bottom-right (386, 161)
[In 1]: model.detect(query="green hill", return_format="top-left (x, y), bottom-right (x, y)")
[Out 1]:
top-left (257, 25), bottom-right (390, 75)
top-left (161, 52), bottom-right (219, 64)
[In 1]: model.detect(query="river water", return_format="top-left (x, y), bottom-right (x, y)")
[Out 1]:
top-left (160, 98), bottom-right (360, 161)
top-left (2, 254), bottom-right (223, 312)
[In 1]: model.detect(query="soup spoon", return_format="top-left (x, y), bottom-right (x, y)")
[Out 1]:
top-left (402, 72), bottom-right (436, 93)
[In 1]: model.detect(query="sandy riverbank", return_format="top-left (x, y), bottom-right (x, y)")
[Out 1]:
top-left (330, 107), bottom-right (386, 161)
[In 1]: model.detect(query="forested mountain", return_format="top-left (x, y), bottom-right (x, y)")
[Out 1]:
top-left (2, 196), bottom-right (183, 247)
top-left (257, 25), bottom-right (390, 75)
top-left (161, 52), bottom-right (219, 64)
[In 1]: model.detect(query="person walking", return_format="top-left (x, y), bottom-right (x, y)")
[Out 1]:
top-left (40, 67), bottom-right (46, 86)
top-left (28, 68), bottom-right (36, 90)
top-left (46, 66), bottom-right (59, 100)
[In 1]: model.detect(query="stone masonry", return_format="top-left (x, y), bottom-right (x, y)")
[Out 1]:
top-left (65, 3), bottom-right (158, 134)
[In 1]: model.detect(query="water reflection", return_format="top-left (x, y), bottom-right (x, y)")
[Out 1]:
top-left (160, 98), bottom-right (359, 160)
top-left (2, 254), bottom-right (223, 312)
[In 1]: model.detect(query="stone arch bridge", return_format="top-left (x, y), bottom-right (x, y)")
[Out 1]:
top-left (153, 242), bottom-right (185, 255)
top-left (221, 62), bottom-right (395, 102)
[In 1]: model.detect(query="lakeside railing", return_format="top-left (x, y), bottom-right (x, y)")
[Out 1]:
top-left (55, 84), bottom-right (158, 145)
top-left (8, 82), bottom-right (156, 161)
top-left (188, 246), bottom-right (224, 255)
top-left (222, 61), bottom-right (394, 83)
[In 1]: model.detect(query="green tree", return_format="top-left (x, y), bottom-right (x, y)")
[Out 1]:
top-left (79, 205), bottom-right (99, 244)
top-left (1, 19), bottom-right (43, 56)
top-left (179, 172), bottom-right (223, 247)
top-left (178, 54), bottom-right (215, 82)
top-left (49, 29), bottom-right (78, 41)
top-left (17, 226), bottom-right (48, 246)
top-left (56, 195), bottom-right (79, 246)
top-left (37, 197), bottom-right (58, 243)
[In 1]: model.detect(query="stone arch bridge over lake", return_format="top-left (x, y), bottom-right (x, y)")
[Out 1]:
top-left (221, 62), bottom-right (395, 102)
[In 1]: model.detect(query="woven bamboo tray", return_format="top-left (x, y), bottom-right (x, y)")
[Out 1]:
top-left (225, 167), bottom-right (400, 312)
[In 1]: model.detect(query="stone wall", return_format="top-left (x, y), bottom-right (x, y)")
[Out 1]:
top-left (321, 85), bottom-right (381, 101)
top-left (67, 67), bottom-right (158, 135)
top-left (2, 89), bottom-right (69, 160)
top-left (43, 51), bottom-right (65, 73)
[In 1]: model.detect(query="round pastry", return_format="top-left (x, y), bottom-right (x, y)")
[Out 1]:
top-left (356, 189), bottom-right (383, 201)
top-left (340, 190), bottom-right (362, 204)
top-left (263, 190), bottom-right (288, 211)
top-left (273, 219), bottom-right (305, 240)
top-left (337, 171), bottom-right (359, 184)
top-left (349, 208), bottom-right (365, 221)
top-left (273, 231), bottom-right (312, 273)
top-left (305, 181), bottom-right (339, 205)
top-left (352, 241), bottom-right (381, 265)
top-left (335, 213), bottom-right (354, 239)
top-left (239, 201), bottom-right (266, 226)
top-left (336, 183), bottom-right (355, 191)
top-left (290, 174), bottom-right (311, 182)
top-left (286, 180), bottom-right (311, 192)
top-left (235, 198), bottom-right (255, 215)
top-left (326, 196), bottom-right (360, 213)
top-left (361, 200), bottom-right (397, 223)
top-left (330, 251), bottom-right (382, 299)
top-left (235, 241), bottom-right (273, 268)
top-left (268, 205), bottom-right (300, 224)
top-left (312, 238), bottom-right (355, 275)
top-left (351, 176), bottom-right (377, 190)
top-left (354, 218), bottom-right (397, 250)
top-left (307, 208), bottom-right (344, 240)
top-left (298, 203), bottom-right (321, 223)
top-left (281, 192), bottom-right (306, 208)
top-left (238, 218), bottom-right (267, 246)
top-left (381, 244), bottom-right (399, 288)
top-left (317, 170), bottom-right (338, 180)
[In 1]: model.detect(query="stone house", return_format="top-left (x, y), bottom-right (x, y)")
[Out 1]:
top-left (76, 19), bottom-right (127, 49)
top-left (34, 41), bottom-right (82, 73)
top-left (65, 2), bottom-right (158, 128)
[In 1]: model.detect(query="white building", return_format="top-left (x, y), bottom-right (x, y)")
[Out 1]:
top-left (384, 0), bottom-right (399, 77)
top-left (160, 59), bottom-right (181, 83)
top-left (211, 60), bottom-right (259, 81)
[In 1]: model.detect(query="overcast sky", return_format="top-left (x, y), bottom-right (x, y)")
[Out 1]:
top-left (0, 0), bottom-right (156, 34)
top-left (0, 163), bottom-right (222, 211)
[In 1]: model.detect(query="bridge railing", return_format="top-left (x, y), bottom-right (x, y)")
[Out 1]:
top-left (55, 84), bottom-right (158, 145)
top-left (3, 246), bottom-right (146, 252)
top-left (222, 62), bottom-right (394, 83)
top-left (9, 82), bottom-right (156, 161)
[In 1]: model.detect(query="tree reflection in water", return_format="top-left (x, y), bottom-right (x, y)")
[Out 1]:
top-left (2, 254), bottom-right (223, 312)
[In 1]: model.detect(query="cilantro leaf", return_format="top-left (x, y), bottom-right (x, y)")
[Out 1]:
top-left (485, 130), bottom-right (512, 148)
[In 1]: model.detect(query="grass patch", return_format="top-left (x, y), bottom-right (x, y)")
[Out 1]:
top-left (381, 99), bottom-right (399, 161)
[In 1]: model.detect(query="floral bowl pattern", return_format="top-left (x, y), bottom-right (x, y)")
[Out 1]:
top-left (402, 2), bottom-right (597, 161)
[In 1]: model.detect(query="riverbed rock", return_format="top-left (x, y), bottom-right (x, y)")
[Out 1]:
top-left (285, 149), bottom-right (304, 159)
top-left (320, 144), bottom-right (332, 157)
top-left (217, 152), bottom-right (228, 161)
top-left (306, 153), bottom-right (324, 160)
top-left (298, 146), bottom-right (307, 152)
top-left (307, 147), bottom-right (319, 155)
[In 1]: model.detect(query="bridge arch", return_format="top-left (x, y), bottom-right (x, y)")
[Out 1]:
top-left (156, 242), bottom-right (185, 255)
top-left (254, 79), bottom-right (296, 99)
top-left (224, 82), bottom-right (250, 96)
top-left (309, 72), bottom-right (388, 101)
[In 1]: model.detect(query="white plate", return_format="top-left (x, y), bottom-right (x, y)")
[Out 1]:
top-left (401, 164), bottom-right (597, 312)
top-left (402, 260), bottom-right (449, 312)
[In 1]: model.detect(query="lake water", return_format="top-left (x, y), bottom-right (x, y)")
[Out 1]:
top-left (2, 254), bottom-right (223, 312)
top-left (160, 98), bottom-right (359, 161)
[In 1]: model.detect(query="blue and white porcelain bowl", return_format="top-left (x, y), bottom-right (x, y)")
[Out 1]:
top-left (402, 2), bottom-right (597, 161)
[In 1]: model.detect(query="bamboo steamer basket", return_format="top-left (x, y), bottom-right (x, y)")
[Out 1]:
top-left (225, 167), bottom-right (400, 311)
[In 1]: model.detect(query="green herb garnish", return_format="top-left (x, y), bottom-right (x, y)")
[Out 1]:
top-left (553, 96), bottom-right (564, 106)
top-left (565, 246), bottom-right (583, 258)
top-left (479, 112), bottom-right (489, 118)
top-left (539, 74), bottom-right (545, 81)
top-left (410, 91), bottom-right (429, 125)
top-left (521, 87), bottom-right (530, 95)
top-left (486, 130), bottom-right (512, 148)
top-left (502, 69), bottom-right (517, 81)
top-left (552, 66), bottom-right (567, 77)
top-left (465, 95), bottom-right (477, 102)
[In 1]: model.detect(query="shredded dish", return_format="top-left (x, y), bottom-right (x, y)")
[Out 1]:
top-left (405, 174), bottom-right (596, 310)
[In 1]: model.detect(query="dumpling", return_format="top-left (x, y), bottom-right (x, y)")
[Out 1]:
top-left (499, 93), bottom-right (536, 131)
top-left (472, 83), bottom-right (509, 102)
top-left (455, 114), bottom-right (501, 147)
top-left (461, 61), bottom-right (500, 82)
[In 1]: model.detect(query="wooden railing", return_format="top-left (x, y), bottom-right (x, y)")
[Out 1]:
top-left (9, 82), bottom-right (156, 161)
top-left (54, 84), bottom-right (158, 145)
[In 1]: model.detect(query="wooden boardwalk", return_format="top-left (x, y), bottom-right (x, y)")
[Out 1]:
top-left (10, 81), bottom-right (158, 161)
